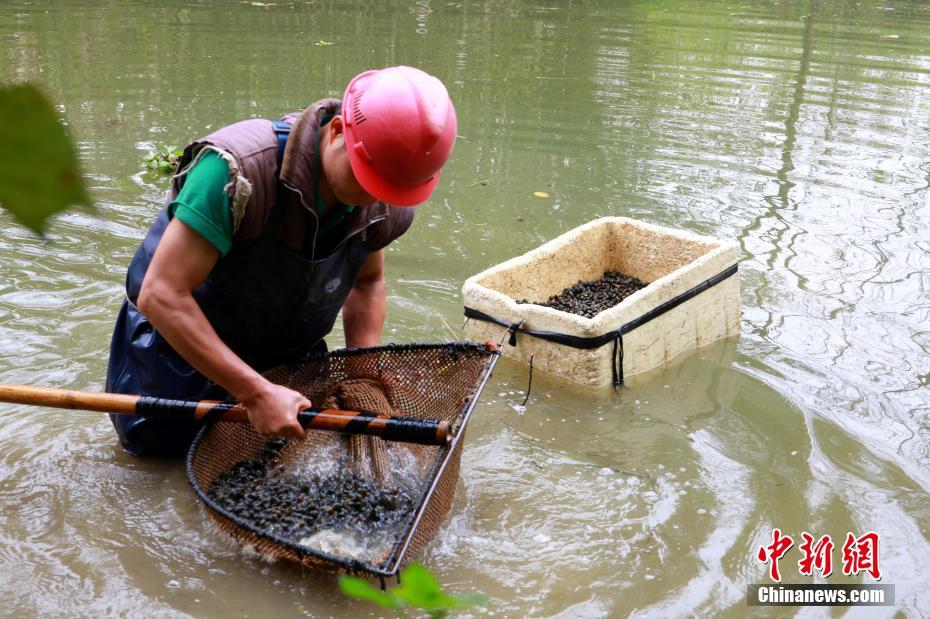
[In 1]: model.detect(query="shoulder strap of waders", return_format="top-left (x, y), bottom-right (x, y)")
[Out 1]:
top-left (269, 120), bottom-right (292, 222)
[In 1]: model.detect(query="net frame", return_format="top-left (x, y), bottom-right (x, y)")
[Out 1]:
top-left (186, 342), bottom-right (499, 578)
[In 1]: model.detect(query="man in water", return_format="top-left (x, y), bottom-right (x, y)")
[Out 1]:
top-left (106, 66), bottom-right (457, 456)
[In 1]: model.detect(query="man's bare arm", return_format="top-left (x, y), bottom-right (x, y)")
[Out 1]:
top-left (342, 249), bottom-right (386, 348)
top-left (137, 217), bottom-right (308, 439)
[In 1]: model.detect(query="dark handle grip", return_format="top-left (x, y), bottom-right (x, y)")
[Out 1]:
top-left (297, 409), bottom-right (451, 446)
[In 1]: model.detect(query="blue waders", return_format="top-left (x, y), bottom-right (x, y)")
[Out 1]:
top-left (106, 122), bottom-right (371, 456)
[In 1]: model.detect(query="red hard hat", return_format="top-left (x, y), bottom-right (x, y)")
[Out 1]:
top-left (342, 66), bottom-right (457, 207)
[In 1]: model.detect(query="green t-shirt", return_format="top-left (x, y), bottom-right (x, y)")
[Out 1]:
top-left (167, 146), bottom-right (356, 257)
top-left (167, 150), bottom-right (234, 255)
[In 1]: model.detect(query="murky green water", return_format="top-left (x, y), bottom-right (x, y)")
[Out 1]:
top-left (1, 0), bottom-right (929, 616)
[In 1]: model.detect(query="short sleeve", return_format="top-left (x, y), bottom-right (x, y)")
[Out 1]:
top-left (167, 150), bottom-right (235, 255)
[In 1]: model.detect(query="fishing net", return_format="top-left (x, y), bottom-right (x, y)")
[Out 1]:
top-left (186, 342), bottom-right (498, 578)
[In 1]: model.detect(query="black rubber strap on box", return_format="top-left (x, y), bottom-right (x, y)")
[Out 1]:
top-left (464, 263), bottom-right (738, 386)
top-left (465, 308), bottom-right (616, 349)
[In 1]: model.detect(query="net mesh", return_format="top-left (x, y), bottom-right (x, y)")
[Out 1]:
top-left (186, 342), bottom-right (497, 576)
top-left (326, 378), bottom-right (396, 486)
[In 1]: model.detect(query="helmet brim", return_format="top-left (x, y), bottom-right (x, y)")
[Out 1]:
top-left (344, 132), bottom-right (440, 207)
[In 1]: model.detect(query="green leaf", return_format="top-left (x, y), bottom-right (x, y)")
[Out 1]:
top-left (0, 83), bottom-right (92, 234)
top-left (338, 575), bottom-right (403, 610)
top-left (395, 563), bottom-right (443, 607)
top-left (401, 563), bottom-right (442, 595)
top-left (339, 564), bottom-right (487, 617)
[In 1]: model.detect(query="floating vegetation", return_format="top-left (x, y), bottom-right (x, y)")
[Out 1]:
top-left (519, 270), bottom-right (647, 318)
top-left (143, 144), bottom-right (182, 174)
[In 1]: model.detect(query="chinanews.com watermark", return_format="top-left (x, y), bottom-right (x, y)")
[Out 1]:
top-left (749, 529), bottom-right (895, 607)
top-left (749, 584), bottom-right (893, 606)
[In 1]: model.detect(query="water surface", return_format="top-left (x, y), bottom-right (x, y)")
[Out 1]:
top-left (1, 0), bottom-right (929, 616)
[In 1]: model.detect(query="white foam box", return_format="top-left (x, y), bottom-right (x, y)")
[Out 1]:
top-left (462, 217), bottom-right (741, 387)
